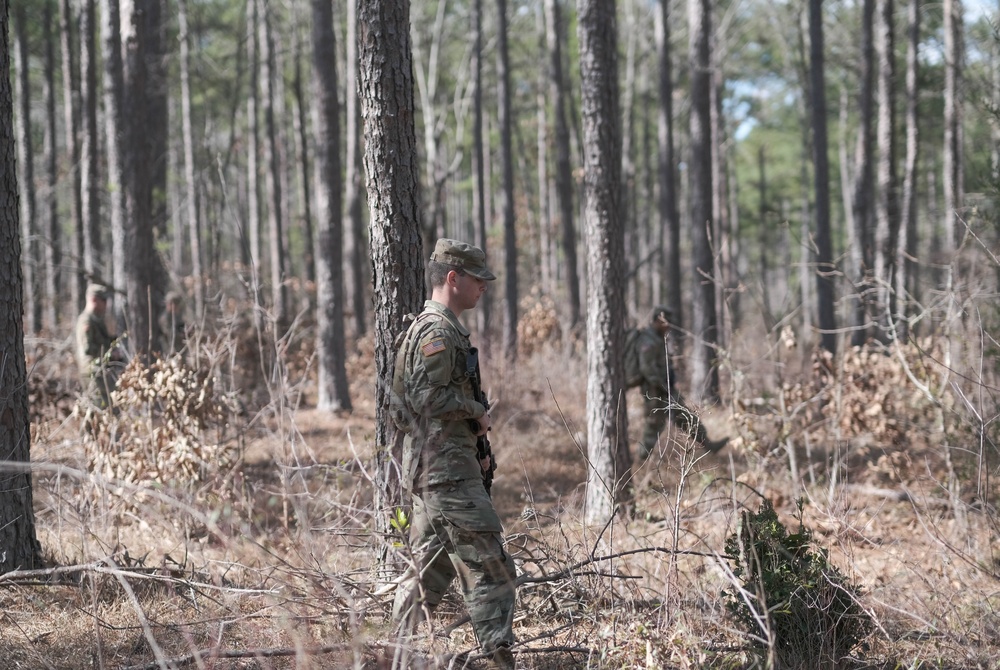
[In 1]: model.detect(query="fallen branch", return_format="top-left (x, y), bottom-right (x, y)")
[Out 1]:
top-left (121, 644), bottom-right (352, 670)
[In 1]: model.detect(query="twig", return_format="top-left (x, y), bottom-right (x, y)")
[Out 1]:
top-left (120, 643), bottom-right (351, 670)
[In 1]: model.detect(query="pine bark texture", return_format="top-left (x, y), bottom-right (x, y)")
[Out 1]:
top-left (546, 0), bottom-right (580, 329)
top-left (850, 0), bottom-right (875, 346)
top-left (899, 0), bottom-right (920, 324)
top-left (577, 0), bottom-right (631, 526)
top-left (655, 0), bottom-right (681, 323)
top-left (874, 0), bottom-right (899, 339)
top-left (312, 0), bottom-right (351, 413)
top-left (358, 0), bottom-right (425, 549)
top-left (497, 0), bottom-right (518, 360)
top-left (688, 0), bottom-right (719, 402)
top-left (13, 5), bottom-right (38, 335)
top-left (809, 0), bottom-right (836, 354)
top-left (0, 0), bottom-right (43, 572)
top-left (344, 0), bottom-right (367, 338)
top-left (79, 0), bottom-right (100, 284)
top-left (943, 0), bottom-right (963, 251)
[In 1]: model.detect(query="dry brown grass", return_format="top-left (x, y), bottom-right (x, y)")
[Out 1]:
top-left (4, 296), bottom-right (1000, 669)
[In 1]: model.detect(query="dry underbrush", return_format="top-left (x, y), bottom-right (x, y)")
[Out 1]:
top-left (4, 308), bottom-right (1000, 669)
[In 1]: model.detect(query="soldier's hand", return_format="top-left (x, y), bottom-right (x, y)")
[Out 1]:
top-left (480, 454), bottom-right (493, 473)
top-left (473, 411), bottom-right (491, 436)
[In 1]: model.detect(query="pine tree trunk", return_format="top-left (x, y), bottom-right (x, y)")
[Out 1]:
top-left (577, 0), bottom-right (630, 526)
top-left (546, 0), bottom-right (580, 329)
top-left (655, 0), bottom-right (681, 325)
top-left (899, 0), bottom-right (921, 329)
top-left (293, 41), bottom-right (315, 288)
top-left (312, 0), bottom-right (351, 413)
top-left (59, 0), bottom-right (84, 311)
top-left (497, 0), bottom-right (518, 360)
top-left (874, 0), bottom-right (899, 340)
top-left (79, 0), bottom-right (101, 285)
top-left (688, 0), bottom-right (719, 402)
top-left (246, 0), bottom-right (262, 306)
top-left (178, 0), bottom-right (203, 319)
top-left (472, 0), bottom-right (492, 346)
top-left (536, 5), bottom-right (552, 297)
top-left (13, 6), bottom-right (39, 335)
top-left (0, 2), bottom-right (43, 574)
top-left (809, 0), bottom-right (837, 354)
top-left (102, 0), bottom-right (127, 329)
top-left (258, 0), bottom-right (287, 331)
top-left (851, 0), bottom-right (876, 346)
top-left (43, 3), bottom-right (61, 331)
top-left (943, 0), bottom-right (963, 252)
top-left (344, 0), bottom-right (367, 339)
top-left (358, 0), bottom-right (425, 561)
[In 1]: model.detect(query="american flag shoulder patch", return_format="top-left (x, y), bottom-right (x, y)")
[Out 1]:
top-left (421, 338), bottom-right (446, 357)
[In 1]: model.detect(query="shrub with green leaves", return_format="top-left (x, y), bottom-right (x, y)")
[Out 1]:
top-left (724, 499), bottom-right (873, 667)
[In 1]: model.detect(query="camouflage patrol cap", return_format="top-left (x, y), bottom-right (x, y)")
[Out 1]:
top-left (651, 305), bottom-right (674, 322)
top-left (430, 238), bottom-right (496, 281)
top-left (86, 283), bottom-right (110, 300)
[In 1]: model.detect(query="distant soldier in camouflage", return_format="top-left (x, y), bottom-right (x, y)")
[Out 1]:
top-left (75, 283), bottom-right (123, 410)
top-left (634, 305), bottom-right (728, 459)
top-left (389, 239), bottom-right (517, 670)
top-left (158, 290), bottom-right (187, 357)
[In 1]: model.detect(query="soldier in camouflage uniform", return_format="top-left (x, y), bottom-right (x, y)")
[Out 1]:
top-left (390, 239), bottom-right (517, 670)
top-left (75, 283), bottom-right (123, 410)
top-left (636, 305), bottom-right (728, 459)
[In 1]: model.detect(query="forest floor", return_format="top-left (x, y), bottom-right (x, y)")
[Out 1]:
top-left (2, 329), bottom-right (999, 669)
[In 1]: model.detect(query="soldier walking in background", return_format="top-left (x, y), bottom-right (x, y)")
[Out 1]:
top-left (75, 283), bottom-right (124, 412)
top-left (389, 239), bottom-right (517, 670)
top-left (631, 305), bottom-right (728, 459)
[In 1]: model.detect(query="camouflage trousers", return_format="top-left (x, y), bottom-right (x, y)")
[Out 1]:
top-left (639, 384), bottom-right (707, 458)
top-left (392, 478), bottom-right (516, 654)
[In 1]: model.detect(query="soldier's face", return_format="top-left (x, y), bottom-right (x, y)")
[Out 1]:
top-left (92, 296), bottom-right (107, 315)
top-left (454, 271), bottom-right (487, 310)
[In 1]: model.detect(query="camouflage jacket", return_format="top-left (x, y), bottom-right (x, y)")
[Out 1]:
top-left (75, 309), bottom-right (116, 376)
top-left (391, 300), bottom-right (487, 491)
top-left (637, 326), bottom-right (677, 396)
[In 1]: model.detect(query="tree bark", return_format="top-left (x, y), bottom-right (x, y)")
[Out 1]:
top-left (43, 2), bottom-right (61, 331)
top-left (59, 0), bottom-right (84, 312)
top-left (178, 0), bottom-right (204, 319)
top-left (577, 0), bottom-right (631, 526)
top-left (293, 38), bottom-right (315, 288)
top-left (472, 0), bottom-right (492, 345)
top-left (79, 0), bottom-right (101, 286)
top-left (497, 0), bottom-right (518, 360)
top-left (258, 0), bottom-right (287, 331)
top-left (13, 5), bottom-right (39, 335)
top-left (0, 0), bottom-right (44, 573)
top-left (546, 0), bottom-right (580, 330)
top-left (245, 0), bottom-right (263, 307)
top-left (898, 0), bottom-right (920, 330)
top-left (312, 0), bottom-right (351, 413)
top-left (121, 0), bottom-right (168, 360)
top-left (344, 0), bottom-right (367, 338)
top-left (358, 0), bottom-right (425, 559)
top-left (943, 0), bottom-right (963, 252)
top-left (655, 0), bottom-right (680, 323)
top-left (688, 0), bottom-right (719, 402)
top-left (809, 0), bottom-right (836, 354)
top-left (101, 0), bottom-right (127, 329)
top-left (874, 0), bottom-right (899, 340)
top-left (850, 0), bottom-right (875, 346)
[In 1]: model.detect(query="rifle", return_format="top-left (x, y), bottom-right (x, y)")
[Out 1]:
top-left (466, 347), bottom-right (496, 496)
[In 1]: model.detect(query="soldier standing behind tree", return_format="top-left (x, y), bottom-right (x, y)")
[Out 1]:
top-left (75, 283), bottom-right (123, 411)
top-left (634, 305), bottom-right (728, 459)
top-left (389, 238), bottom-right (517, 670)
